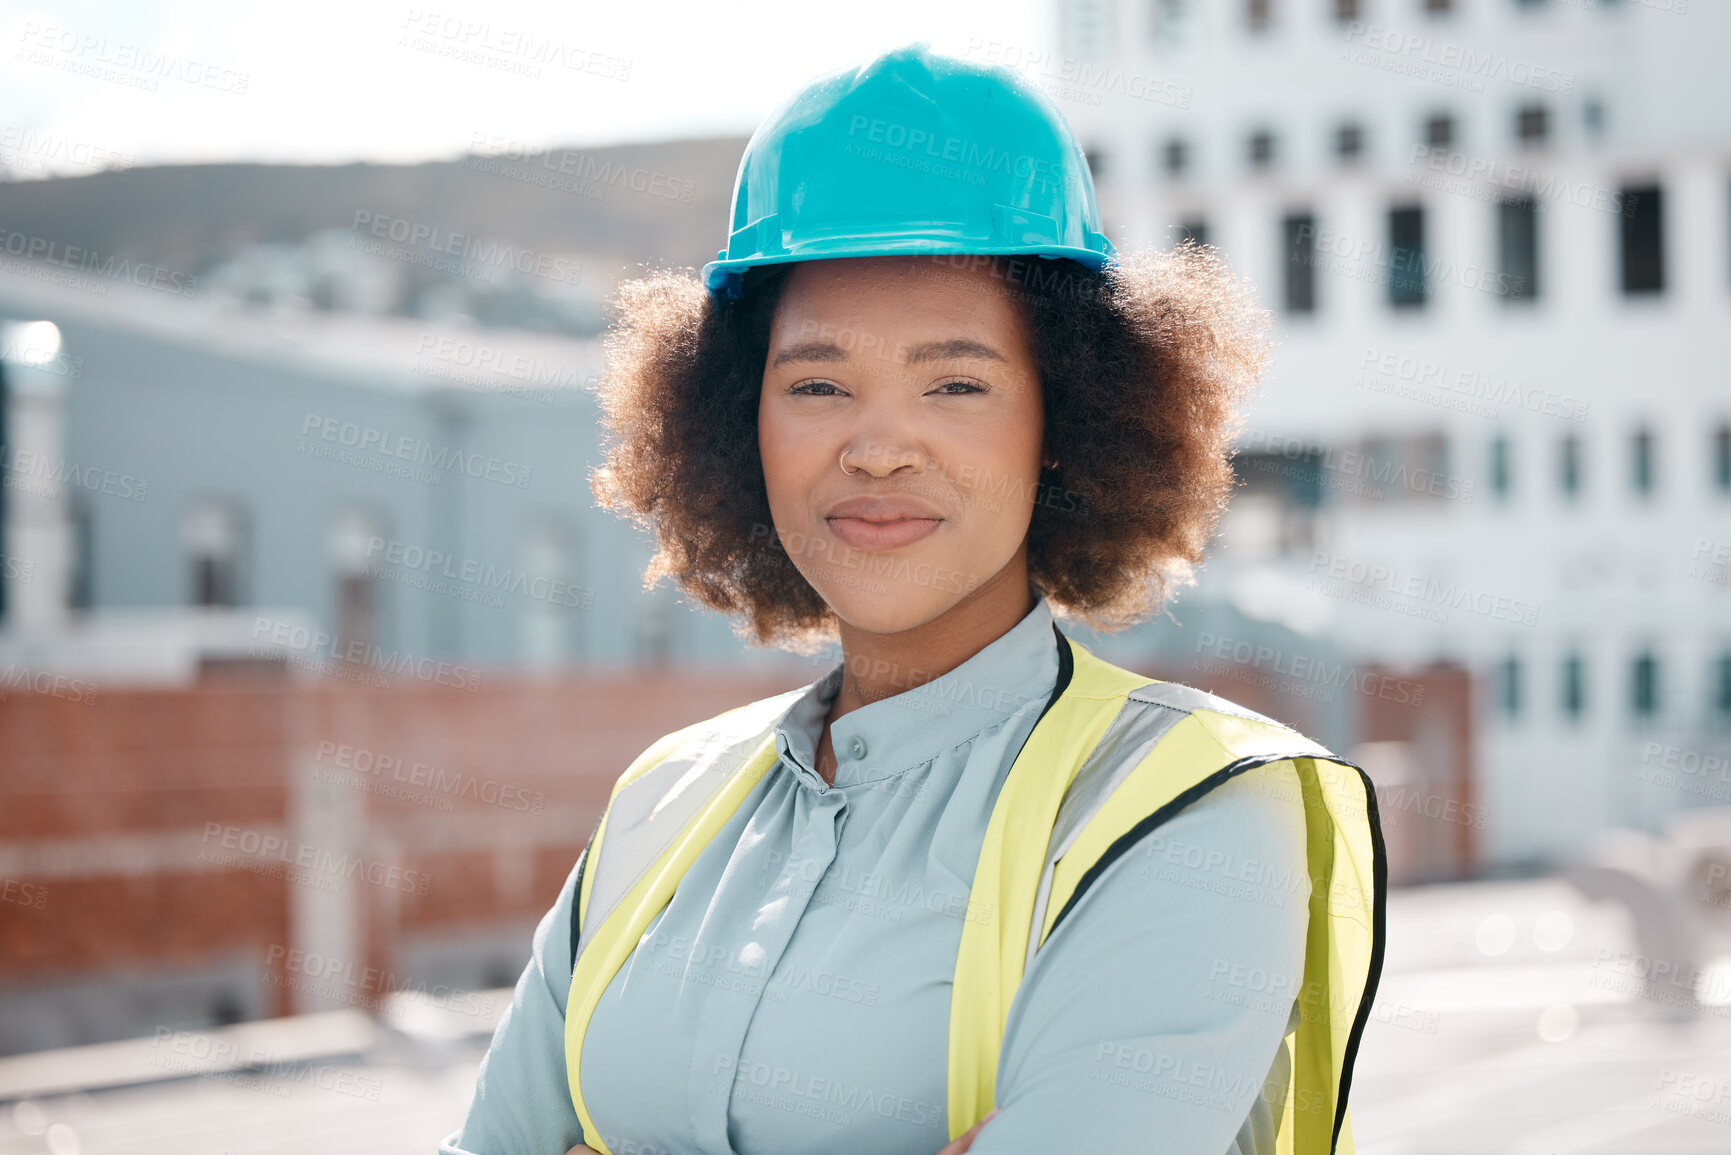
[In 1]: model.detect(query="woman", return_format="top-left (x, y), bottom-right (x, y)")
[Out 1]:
top-left (442, 44), bottom-right (1384, 1155)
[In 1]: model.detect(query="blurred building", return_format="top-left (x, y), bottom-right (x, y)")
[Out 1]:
top-left (1044, 0), bottom-right (1731, 868)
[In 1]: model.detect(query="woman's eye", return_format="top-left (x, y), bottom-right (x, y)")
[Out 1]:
top-left (790, 380), bottom-right (843, 396)
top-left (932, 379), bottom-right (986, 395)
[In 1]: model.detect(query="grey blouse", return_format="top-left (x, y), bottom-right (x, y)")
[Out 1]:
top-left (443, 594), bottom-right (1309, 1155)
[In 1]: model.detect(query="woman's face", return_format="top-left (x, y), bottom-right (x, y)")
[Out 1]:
top-left (758, 255), bottom-right (1045, 635)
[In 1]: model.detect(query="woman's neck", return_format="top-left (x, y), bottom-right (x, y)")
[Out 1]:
top-left (813, 566), bottom-right (1036, 784)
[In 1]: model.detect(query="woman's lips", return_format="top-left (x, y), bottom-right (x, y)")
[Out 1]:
top-left (825, 516), bottom-right (941, 551)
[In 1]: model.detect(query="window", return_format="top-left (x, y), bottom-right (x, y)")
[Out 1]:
top-left (328, 508), bottom-right (383, 653)
top-left (1717, 650), bottom-right (1731, 724)
top-left (1173, 217), bottom-right (1209, 248)
top-left (1498, 654), bottom-right (1522, 719)
top-left (1630, 650), bottom-right (1660, 720)
top-left (1490, 433), bottom-right (1512, 499)
top-left (1335, 121), bottom-right (1365, 163)
top-left (1424, 113), bottom-right (1456, 151)
top-left (1387, 204), bottom-right (1427, 308)
top-left (1620, 183), bottom-right (1665, 295)
top-left (1349, 430), bottom-right (1451, 504)
top-left (69, 494), bottom-right (93, 611)
top-left (1561, 651), bottom-right (1586, 721)
top-left (1246, 0), bottom-right (1272, 33)
top-left (184, 500), bottom-right (246, 607)
top-left (1283, 213), bottom-right (1317, 314)
top-left (1715, 423), bottom-right (1731, 495)
top-left (1063, 0), bottom-right (1110, 59)
top-left (1516, 104), bottom-right (1549, 147)
top-left (1084, 146), bottom-right (1107, 182)
top-left (1163, 136), bottom-right (1191, 178)
top-left (1334, 0), bottom-right (1361, 19)
top-left (1559, 434), bottom-right (1583, 499)
top-left (523, 523), bottom-right (576, 670)
top-left (1497, 196), bottom-right (1540, 302)
top-left (1248, 128), bottom-right (1276, 170)
top-left (1154, 0), bottom-right (1198, 49)
top-left (1631, 426), bottom-right (1656, 498)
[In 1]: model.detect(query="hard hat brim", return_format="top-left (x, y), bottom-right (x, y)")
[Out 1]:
top-left (702, 241), bottom-right (1115, 299)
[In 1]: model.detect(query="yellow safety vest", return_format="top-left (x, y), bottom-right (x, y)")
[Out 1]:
top-left (563, 629), bottom-right (1386, 1155)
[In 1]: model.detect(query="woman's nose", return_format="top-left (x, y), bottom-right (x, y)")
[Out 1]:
top-left (840, 434), bottom-right (928, 477)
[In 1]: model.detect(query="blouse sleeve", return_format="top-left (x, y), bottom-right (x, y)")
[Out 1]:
top-left (967, 759), bottom-right (1312, 1155)
top-left (440, 853), bottom-right (588, 1155)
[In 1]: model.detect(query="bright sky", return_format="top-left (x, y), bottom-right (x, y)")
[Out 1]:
top-left (1, 0), bottom-right (1049, 176)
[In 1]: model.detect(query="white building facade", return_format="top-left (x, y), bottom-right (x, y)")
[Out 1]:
top-left (1028, 0), bottom-right (1731, 868)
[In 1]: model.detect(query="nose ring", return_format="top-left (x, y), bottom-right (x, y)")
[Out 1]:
top-left (839, 449), bottom-right (860, 475)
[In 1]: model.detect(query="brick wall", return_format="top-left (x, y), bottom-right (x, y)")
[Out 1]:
top-left (0, 667), bottom-right (807, 1035)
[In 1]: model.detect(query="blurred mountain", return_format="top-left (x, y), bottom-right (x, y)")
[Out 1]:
top-left (0, 136), bottom-right (749, 335)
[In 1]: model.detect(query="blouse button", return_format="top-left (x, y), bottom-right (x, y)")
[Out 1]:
top-left (848, 735), bottom-right (867, 760)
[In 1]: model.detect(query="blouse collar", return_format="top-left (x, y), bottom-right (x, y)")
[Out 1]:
top-left (773, 593), bottom-right (1062, 791)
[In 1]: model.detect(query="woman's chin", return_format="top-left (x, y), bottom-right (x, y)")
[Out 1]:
top-left (812, 577), bottom-right (965, 639)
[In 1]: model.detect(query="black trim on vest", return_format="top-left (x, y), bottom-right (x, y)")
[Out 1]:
top-left (1333, 762), bottom-right (1388, 1153)
top-left (1043, 624), bottom-right (1076, 720)
top-left (1042, 751), bottom-right (1386, 1155)
top-left (568, 814), bottom-right (603, 976)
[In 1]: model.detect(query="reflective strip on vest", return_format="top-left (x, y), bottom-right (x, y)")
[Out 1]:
top-left (563, 631), bottom-right (1386, 1155)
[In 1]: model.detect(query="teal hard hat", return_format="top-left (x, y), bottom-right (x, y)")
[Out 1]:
top-left (701, 43), bottom-right (1115, 298)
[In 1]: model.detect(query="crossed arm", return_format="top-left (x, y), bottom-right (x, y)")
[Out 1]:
top-left (445, 761), bottom-right (1310, 1155)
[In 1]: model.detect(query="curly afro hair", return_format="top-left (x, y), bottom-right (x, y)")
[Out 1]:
top-left (590, 244), bottom-right (1271, 650)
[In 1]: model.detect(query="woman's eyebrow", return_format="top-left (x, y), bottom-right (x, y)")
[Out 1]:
top-left (768, 336), bottom-right (1008, 369)
top-left (769, 340), bottom-right (849, 368)
top-left (904, 338), bottom-right (1006, 364)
